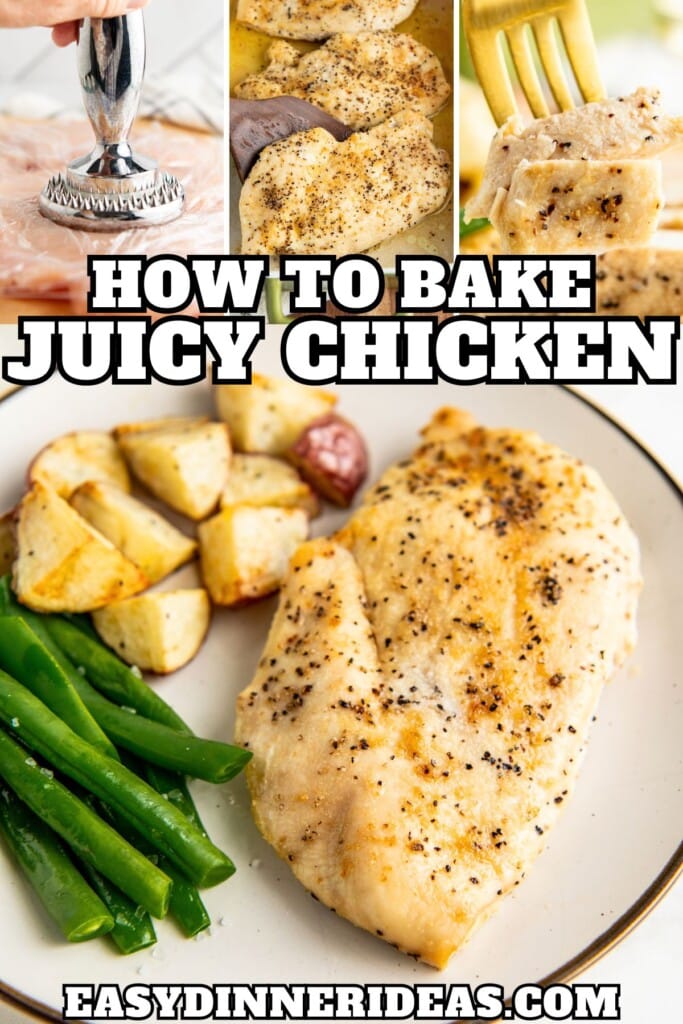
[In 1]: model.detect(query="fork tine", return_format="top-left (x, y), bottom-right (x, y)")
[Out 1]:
top-left (505, 23), bottom-right (550, 120)
top-left (465, 26), bottom-right (518, 126)
top-left (532, 17), bottom-right (575, 111)
top-left (556, 2), bottom-right (605, 103)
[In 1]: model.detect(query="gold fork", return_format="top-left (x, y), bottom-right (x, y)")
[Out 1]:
top-left (462, 0), bottom-right (605, 126)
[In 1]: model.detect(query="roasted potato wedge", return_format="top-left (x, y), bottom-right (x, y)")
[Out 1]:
top-left (13, 482), bottom-right (148, 612)
top-left (115, 419), bottom-right (231, 520)
top-left (198, 504), bottom-right (308, 606)
top-left (70, 481), bottom-right (197, 585)
top-left (28, 431), bottom-right (130, 498)
top-left (213, 373), bottom-right (336, 455)
top-left (113, 416), bottom-right (206, 438)
top-left (0, 511), bottom-right (15, 575)
top-left (92, 589), bottom-right (211, 674)
top-left (220, 454), bottom-right (319, 517)
top-left (287, 413), bottom-right (368, 507)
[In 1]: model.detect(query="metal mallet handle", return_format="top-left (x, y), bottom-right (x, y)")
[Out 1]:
top-left (72, 14), bottom-right (155, 182)
top-left (80, 15), bottom-right (145, 149)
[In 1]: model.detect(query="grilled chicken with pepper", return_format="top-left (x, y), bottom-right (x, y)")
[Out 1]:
top-left (236, 408), bottom-right (640, 967)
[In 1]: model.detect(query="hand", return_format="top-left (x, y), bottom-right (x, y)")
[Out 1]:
top-left (0, 2), bottom-right (150, 46)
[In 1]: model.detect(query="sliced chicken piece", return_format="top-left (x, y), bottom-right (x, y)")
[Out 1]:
top-left (234, 32), bottom-right (450, 131)
top-left (467, 87), bottom-right (683, 220)
top-left (239, 109), bottom-right (450, 255)
top-left (594, 241), bottom-right (683, 315)
top-left (236, 407), bottom-right (640, 968)
top-left (236, 0), bottom-right (419, 41)
top-left (490, 158), bottom-right (663, 255)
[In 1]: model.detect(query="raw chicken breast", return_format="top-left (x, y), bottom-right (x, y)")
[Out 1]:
top-left (234, 32), bottom-right (450, 130)
top-left (0, 118), bottom-right (223, 312)
top-left (236, 0), bottom-right (419, 41)
top-left (239, 109), bottom-right (450, 254)
top-left (236, 408), bottom-right (640, 968)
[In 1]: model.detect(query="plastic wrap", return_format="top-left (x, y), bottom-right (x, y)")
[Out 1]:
top-left (0, 119), bottom-right (224, 311)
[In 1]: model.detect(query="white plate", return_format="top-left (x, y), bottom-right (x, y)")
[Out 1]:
top-left (0, 351), bottom-right (681, 1024)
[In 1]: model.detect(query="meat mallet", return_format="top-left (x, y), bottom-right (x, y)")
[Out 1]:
top-left (40, 13), bottom-right (184, 230)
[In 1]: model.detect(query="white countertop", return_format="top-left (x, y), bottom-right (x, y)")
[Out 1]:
top-left (0, 362), bottom-right (680, 1022)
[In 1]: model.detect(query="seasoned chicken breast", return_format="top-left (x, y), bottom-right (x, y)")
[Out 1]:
top-left (239, 109), bottom-right (450, 255)
top-left (594, 242), bottom-right (683, 315)
top-left (465, 88), bottom-right (683, 254)
top-left (467, 88), bottom-right (683, 219)
top-left (489, 158), bottom-right (663, 255)
top-left (234, 32), bottom-right (450, 130)
top-left (236, 0), bottom-right (419, 41)
top-left (236, 408), bottom-right (640, 968)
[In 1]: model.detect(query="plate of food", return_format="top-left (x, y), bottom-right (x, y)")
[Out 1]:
top-left (0, 341), bottom-right (681, 1023)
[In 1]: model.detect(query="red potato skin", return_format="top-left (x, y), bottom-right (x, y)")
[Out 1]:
top-left (287, 414), bottom-right (369, 507)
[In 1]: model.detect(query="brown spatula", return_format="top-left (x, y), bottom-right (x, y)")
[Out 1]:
top-left (230, 97), bottom-right (352, 182)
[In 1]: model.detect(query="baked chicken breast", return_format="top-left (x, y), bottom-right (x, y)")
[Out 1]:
top-left (239, 109), bottom-right (450, 255)
top-left (234, 32), bottom-right (450, 131)
top-left (235, 408), bottom-right (640, 967)
top-left (465, 88), bottom-right (683, 254)
top-left (467, 88), bottom-right (683, 220)
top-left (236, 0), bottom-right (419, 41)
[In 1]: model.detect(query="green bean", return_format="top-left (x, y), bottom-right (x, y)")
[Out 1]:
top-left (0, 616), bottom-right (117, 759)
top-left (43, 616), bottom-right (189, 732)
top-left (62, 613), bottom-right (100, 642)
top-left (0, 622), bottom-right (249, 783)
top-left (0, 614), bottom-right (163, 942)
top-left (265, 277), bottom-right (293, 325)
top-left (134, 772), bottom-right (211, 935)
top-left (0, 584), bottom-right (232, 893)
top-left (0, 672), bottom-right (235, 887)
top-left (144, 764), bottom-right (205, 832)
top-left (164, 863), bottom-right (211, 937)
top-left (76, 790), bottom-right (158, 954)
top-left (80, 863), bottom-right (158, 954)
top-left (0, 575), bottom-right (16, 616)
top-left (0, 577), bottom-right (73, 668)
top-left (0, 783), bottom-right (114, 943)
top-left (65, 670), bottom-right (250, 784)
top-left (53, 617), bottom-right (210, 827)
top-left (93, 777), bottom-right (210, 939)
top-left (0, 592), bottom-right (207, 826)
top-left (0, 728), bottom-right (171, 917)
